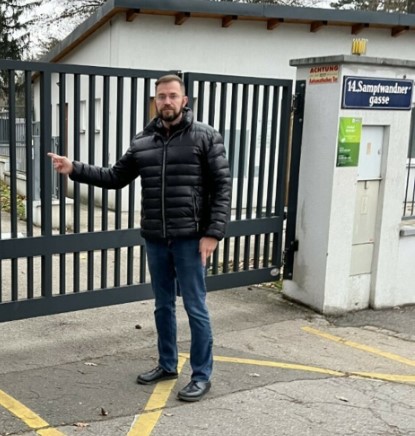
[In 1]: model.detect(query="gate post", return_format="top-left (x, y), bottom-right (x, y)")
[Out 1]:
top-left (283, 55), bottom-right (414, 313)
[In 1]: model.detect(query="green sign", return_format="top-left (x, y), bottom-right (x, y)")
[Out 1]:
top-left (336, 117), bottom-right (362, 167)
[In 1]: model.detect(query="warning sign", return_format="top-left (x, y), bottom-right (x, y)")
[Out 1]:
top-left (309, 65), bottom-right (339, 85)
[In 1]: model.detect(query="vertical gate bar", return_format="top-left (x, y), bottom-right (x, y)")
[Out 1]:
top-left (228, 83), bottom-right (238, 179)
top-left (8, 71), bottom-right (18, 236)
top-left (143, 77), bottom-right (150, 126)
top-left (24, 70), bottom-right (34, 298)
top-left (283, 81), bottom-right (303, 279)
top-left (101, 75), bottom-right (110, 289)
top-left (244, 85), bottom-right (259, 270)
top-left (58, 73), bottom-right (67, 294)
top-left (254, 85), bottom-right (270, 269)
top-left (197, 81), bottom-right (205, 121)
top-left (264, 86), bottom-right (280, 267)
top-left (218, 82), bottom-right (227, 138)
top-left (140, 248), bottom-right (147, 283)
top-left (73, 74), bottom-right (81, 293)
top-left (208, 82), bottom-right (216, 126)
top-left (40, 70), bottom-right (53, 298)
top-left (233, 84), bottom-right (249, 272)
top-left (8, 70), bottom-right (18, 300)
top-left (223, 83), bottom-right (238, 273)
top-left (208, 81), bottom-right (220, 274)
top-left (183, 73), bottom-right (194, 109)
top-left (114, 76), bottom-right (124, 287)
top-left (87, 75), bottom-right (96, 290)
top-left (127, 76), bottom-right (138, 285)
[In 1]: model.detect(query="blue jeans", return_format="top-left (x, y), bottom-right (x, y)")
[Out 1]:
top-left (145, 238), bottom-right (213, 382)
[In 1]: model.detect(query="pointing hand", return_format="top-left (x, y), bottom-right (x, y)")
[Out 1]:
top-left (47, 152), bottom-right (73, 175)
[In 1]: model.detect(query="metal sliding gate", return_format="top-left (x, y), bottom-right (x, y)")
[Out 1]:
top-left (0, 60), bottom-right (301, 323)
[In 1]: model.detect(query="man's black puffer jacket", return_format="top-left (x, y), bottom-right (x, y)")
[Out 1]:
top-left (70, 108), bottom-right (231, 241)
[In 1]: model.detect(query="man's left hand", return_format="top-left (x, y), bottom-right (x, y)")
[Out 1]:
top-left (199, 237), bottom-right (218, 267)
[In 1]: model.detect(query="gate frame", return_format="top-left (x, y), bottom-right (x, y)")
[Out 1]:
top-left (0, 60), bottom-right (301, 322)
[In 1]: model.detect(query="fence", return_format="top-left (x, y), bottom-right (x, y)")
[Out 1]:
top-left (0, 116), bottom-right (27, 172)
top-left (403, 108), bottom-right (415, 219)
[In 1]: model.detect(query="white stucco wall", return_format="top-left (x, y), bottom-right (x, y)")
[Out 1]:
top-left (64, 14), bottom-right (415, 78)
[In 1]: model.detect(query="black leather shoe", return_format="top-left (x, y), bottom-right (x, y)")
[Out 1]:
top-left (136, 366), bottom-right (178, 385)
top-left (177, 380), bottom-right (211, 402)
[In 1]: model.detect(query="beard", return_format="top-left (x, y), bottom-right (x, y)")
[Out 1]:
top-left (156, 106), bottom-right (183, 123)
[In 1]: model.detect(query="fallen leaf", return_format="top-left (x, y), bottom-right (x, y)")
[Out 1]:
top-left (73, 422), bottom-right (89, 428)
top-left (100, 407), bottom-right (109, 416)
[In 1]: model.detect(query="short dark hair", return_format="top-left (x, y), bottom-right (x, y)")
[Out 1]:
top-left (155, 75), bottom-right (186, 94)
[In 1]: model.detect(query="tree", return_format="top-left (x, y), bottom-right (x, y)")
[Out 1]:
top-left (0, 0), bottom-right (41, 60)
top-left (330, 0), bottom-right (414, 12)
top-left (43, 0), bottom-right (105, 27)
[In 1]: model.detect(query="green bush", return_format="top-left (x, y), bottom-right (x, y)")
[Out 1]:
top-left (0, 180), bottom-right (26, 220)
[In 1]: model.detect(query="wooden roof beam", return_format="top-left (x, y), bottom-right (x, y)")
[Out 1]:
top-left (267, 18), bottom-right (284, 30)
top-left (222, 15), bottom-right (238, 28)
top-left (126, 9), bottom-right (140, 22)
top-left (391, 25), bottom-right (409, 37)
top-left (310, 21), bottom-right (327, 33)
top-left (175, 12), bottom-right (190, 26)
top-left (351, 23), bottom-right (369, 35)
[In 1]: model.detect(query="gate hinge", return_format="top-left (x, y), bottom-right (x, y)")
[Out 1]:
top-left (291, 93), bottom-right (303, 114)
top-left (284, 239), bottom-right (299, 256)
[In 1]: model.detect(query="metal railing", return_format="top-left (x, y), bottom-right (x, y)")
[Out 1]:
top-left (403, 108), bottom-right (415, 220)
top-left (403, 158), bottom-right (415, 219)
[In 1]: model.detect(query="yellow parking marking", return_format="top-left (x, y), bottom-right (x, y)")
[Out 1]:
top-left (351, 372), bottom-right (415, 383)
top-left (181, 353), bottom-right (415, 383)
top-left (201, 354), bottom-right (345, 376)
top-left (302, 326), bottom-right (415, 368)
top-left (128, 355), bottom-right (187, 436)
top-left (0, 389), bottom-right (65, 436)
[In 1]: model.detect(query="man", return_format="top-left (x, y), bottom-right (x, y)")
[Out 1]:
top-left (48, 75), bottom-right (231, 402)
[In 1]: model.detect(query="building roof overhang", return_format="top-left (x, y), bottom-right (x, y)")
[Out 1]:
top-left (44, 0), bottom-right (415, 63)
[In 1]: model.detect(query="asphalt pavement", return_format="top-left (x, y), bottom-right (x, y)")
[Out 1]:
top-left (1, 285), bottom-right (415, 436)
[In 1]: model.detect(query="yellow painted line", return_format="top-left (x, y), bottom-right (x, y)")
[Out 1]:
top-left (180, 353), bottom-right (415, 384)
top-left (128, 356), bottom-right (187, 436)
top-left (351, 372), bottom-right (415, 383)
top-left (37, 429), bottom-right (67, 436)
top-left (302, 326), bottom-right (415, 368)
top-left (0, 389), bottom-right (65, 436)
top-left (180, 353), bottom-right (345, 376)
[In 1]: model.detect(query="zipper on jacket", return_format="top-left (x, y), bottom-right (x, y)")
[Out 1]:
top-left (161, 141), bottom-right (167, 238)
top-left (160, 126), bottom-right (187, 238)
